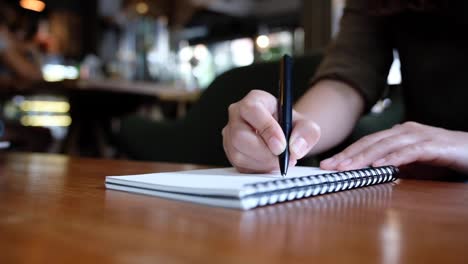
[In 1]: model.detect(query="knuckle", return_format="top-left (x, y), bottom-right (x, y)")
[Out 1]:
top-left (378, 137), bottom-right (395, 146)
top-left (336, 149), bottom-right (347, 158)
top-left (221, 126), bottom-right (227, 136)
top-left (416, 142), bottom-right (428, 152)
top-left (384, 152), bottom-right (399, 162)
top-left (227, 103), bottom-right (238, 116)
top-left (248, 89), bottom-right (267, 98)
top-left (405, 143), bottom-right (423, 154)
top-left (241, 99), bottom-right (261, 115)
top-left (402, 121), bottom-right (420, 130)
top-left (258, 122), bottom-right (276, 138)
top-left (353, 153), bottom-right (367, 164)
top-left (333, 153), bottom-right (345, 161)
top-left (359, 135), bottom-right (373, 144)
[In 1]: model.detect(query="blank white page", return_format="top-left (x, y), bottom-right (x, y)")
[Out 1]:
top-left (106, 167), bottom-right (334, 197)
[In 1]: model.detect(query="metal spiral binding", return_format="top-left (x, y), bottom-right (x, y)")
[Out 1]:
top-left (245, 166), bottom-right (399, 208)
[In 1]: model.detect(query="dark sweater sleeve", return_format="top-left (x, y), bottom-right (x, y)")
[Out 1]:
top-left (310, 0), bottom-right (394, 111)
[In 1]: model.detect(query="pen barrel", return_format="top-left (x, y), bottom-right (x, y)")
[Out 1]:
top-left (278, 55), bottom-right (293, 143)
top-left (278, 118), bottom-right (291, 174)
top-left (278, 55), bottom-right (293, 175)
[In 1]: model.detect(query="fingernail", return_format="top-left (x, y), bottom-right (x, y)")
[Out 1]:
top-left (374, 158), bottom-right (386, 166)
top-left (269, 137), bottom-right (285, 155)
top-left (290, 137), bottom-right (308, 157)
top-left (338, 158), bottom-right (352, 167)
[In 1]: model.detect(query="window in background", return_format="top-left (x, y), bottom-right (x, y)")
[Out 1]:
top-left (177, 37), bottom-right (254, 89)
top-left (255, 31), bottom-right (293, 62)
top-left (230, 38), bottom-right (254, 67)
top-left (146, 16), bottom-right (179, 82)
top-left (211, 41), bottom-right (233, 75)
top-left (191, 44), bottom-right (215, 89)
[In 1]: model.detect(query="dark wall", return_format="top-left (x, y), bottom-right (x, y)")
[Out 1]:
top-left (45, 0), bottom-right (98, 58)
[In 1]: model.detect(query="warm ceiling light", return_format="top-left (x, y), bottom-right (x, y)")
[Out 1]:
top-left (19, 0), bottom-right (46, 12)
top-left (136, 2), bottom-right (149, 14)
top-left (256, 35), bottom-right (270, 49)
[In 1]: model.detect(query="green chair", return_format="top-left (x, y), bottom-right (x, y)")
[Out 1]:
top-left (117, 53), bottom-right (324, 166)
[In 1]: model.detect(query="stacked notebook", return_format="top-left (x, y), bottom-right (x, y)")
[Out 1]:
top-left (105, 166), bottom-right (399, 210)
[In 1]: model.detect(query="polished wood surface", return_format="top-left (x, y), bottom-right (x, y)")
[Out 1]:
top-left (1, 153), bottom-right (467, 264)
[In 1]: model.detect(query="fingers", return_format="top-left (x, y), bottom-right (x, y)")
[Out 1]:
top-left (238, 90), bottom-right (286, 155)
top-left (321, 124), bottom-right (405, 169)
top-left (289, 111), bottom-right (321, 160)
top-left (336, 132), bottom-right (423, 170)
top-left (223, 90), bottom-right (319, 173)
top-left (224, 120), bottom-right (278, 168)
top-left (372, 141), bottom-right (455, 168)
top-left (317, 121), bottom-right (468, 174)
top-left (372, 142), bottom-right (431, 167)
top-left (223, 90), bottom-right (283, 173)
top-left (320, 122), bottom-right (442, 171)
top-left (223, 126), bottom-right (277, 173)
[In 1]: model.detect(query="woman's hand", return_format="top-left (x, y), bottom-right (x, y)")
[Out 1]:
top-left (321, 121), bottom-right (468, 174)
top-left (222, 90), bottom-right (321, 173)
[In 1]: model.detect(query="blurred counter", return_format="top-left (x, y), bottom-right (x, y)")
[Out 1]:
top-left (0, 78), bottom-right (202, 157)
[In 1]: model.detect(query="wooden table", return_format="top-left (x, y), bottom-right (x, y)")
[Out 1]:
top-left (1, 152), bottom-right (468, 263)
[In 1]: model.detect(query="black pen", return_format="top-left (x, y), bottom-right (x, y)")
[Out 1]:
top-left (278, 54), bottom-right (293, 177)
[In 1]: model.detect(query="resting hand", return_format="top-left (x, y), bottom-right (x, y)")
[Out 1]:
top-left (222, 90), bottom-right (321, 173)
top-left (321, 121), bottom-right (468, 174)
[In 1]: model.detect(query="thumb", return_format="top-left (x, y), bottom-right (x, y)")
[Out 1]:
top-left (289, 112), bottom-right (321, 160)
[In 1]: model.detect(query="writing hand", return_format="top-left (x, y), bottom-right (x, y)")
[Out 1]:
top-left (222, 90), bottom-right (321, 173)
top-left (321, 121), bottom-right (468, 174)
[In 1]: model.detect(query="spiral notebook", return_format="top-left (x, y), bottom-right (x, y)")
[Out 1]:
top-left (105, 166), bottom-right (398, 210)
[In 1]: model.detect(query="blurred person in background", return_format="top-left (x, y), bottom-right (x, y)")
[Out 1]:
top-left (0, 1), bottom-right (43, 82)
top-left (0, 1), bottom-right (50, 152)
top-left (222, 0), bottom-right (468, 177)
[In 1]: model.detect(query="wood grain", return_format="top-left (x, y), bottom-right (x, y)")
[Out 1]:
top-left (1, 152), bottom-right (467, 264)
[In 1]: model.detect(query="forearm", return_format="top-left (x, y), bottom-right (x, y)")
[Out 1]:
top-left (297, 0), bottom-right (393, 155)
top-left (295, 79), bottom-right (364, 154)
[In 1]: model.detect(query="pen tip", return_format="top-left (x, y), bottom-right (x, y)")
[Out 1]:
top-left (282, 173), bottom-right (286, 177)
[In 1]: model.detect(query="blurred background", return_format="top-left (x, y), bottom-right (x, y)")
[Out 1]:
top-left (0, 0), bottom-right (401, 161)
